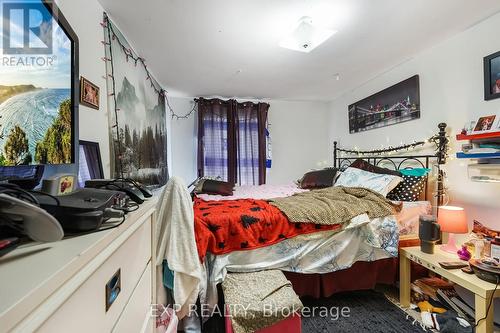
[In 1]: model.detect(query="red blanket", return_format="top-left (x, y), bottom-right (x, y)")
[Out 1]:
top-left (194, 197), bottom-right (340, 261)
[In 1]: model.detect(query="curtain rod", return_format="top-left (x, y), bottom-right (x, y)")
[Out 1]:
top-left (194, 97), bottom-right (270, 106)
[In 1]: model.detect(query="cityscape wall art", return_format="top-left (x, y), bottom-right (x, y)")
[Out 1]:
top-left (348, 75), bottom-right (420, 134)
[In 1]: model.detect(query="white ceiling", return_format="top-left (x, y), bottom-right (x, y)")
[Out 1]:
top-left (98, 0), bottom-right (500, 101)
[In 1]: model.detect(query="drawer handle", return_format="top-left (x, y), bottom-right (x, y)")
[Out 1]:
top-left (105, 269), bottom-right (121, 311)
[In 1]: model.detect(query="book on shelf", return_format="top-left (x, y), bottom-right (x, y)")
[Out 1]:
top-left (436, 289), bottom-right (470, 320)
top-left (410, 277), bottom-right (451, 304)
top-left (419, 277), bottom-right (454, 289)
top-left (413, 281), bottom-right (438, 300)
top-left (450, 296), bottom-right (475, 319)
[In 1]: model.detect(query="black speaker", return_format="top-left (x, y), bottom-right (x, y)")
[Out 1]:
top-left (419, 215), bottom-right (441, 254)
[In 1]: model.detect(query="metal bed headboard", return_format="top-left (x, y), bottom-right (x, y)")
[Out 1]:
top-left (333, 123), bottom-right (448, 205)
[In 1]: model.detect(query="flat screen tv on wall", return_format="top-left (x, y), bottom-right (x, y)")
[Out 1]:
top-left (0, 0), bottom-right (78, 167)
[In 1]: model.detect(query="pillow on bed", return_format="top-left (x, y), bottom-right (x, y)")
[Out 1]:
top-left (350, 159), bottom-right (402, 177)
top-left (194, 179), bottom-right (234, 196)
top-left (400, 168), bottom-right (431, 177)
top-left (299, 168), bottom-right (338, 189)
top-left (335, 167), bottom-right (402, 196)
top-left (387, 175), bottom-right (427, 202)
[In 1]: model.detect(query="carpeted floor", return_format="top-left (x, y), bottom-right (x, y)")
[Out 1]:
top-left (202, 288), bottom-right (425, 333)
top-left (301, 290), bottom-right (425, 333)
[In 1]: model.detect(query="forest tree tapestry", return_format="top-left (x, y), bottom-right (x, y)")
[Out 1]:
top-left (103, 16), bottom-right (169, 186)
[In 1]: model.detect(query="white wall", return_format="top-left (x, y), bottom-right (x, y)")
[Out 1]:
top-left (266, 100), bottom-right (330, 184)
top-left (168, 97), bottom-right (198, 183)
top-left (169, 97), bottom-right (330, 185)
top-left (328, 11), bottom-right (500, 230)
top-left (55, 0), bottom-right (111, 177)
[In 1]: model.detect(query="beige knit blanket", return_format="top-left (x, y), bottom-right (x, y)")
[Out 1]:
top-left (269, 186), bottom-right (402, 225)
top-left (222, 270), bottom-right (303, 333)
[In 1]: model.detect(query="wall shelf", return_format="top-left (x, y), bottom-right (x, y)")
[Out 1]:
top-left (457, 131), bottom-right (500, 182)
top-left (456, 152), bottom-right (500, 159)
top-left (468, 164), bottom-right (500, 183)
top-left (456, 131), bottom-right (500, 141)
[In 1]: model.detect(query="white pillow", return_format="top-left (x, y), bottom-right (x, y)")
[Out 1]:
top-left (335, 167), bottom-right (402, 196)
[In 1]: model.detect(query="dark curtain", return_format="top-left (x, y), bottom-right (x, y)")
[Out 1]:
top-left (235, 102), bottom-right (269, 185)
top-left (197, 98), bottom-right (269, 185)
top-left (256, 103), bottom-right (269, 184)
top-left (197, 98), bottom-right (237, 182)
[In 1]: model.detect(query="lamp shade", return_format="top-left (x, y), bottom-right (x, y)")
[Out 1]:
top-left (437, 206), bottom-right (468, 234)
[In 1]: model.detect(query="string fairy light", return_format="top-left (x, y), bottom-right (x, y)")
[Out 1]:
top-left (103, 14), bottom-right (124, 178)
top-left (335, 133), bottom-right (450, 159)
top-left (101, 13), bottom-right (197, 121)
top-left (100, 13), bottom-right (198, 178)
top-left (335, 123), bottom-right (450, 210)
top-left (336, 139), bottom-right (428, 155)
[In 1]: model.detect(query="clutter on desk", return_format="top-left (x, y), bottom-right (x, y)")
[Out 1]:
top-left (412, 218), bottom-right (500, 332)
top-left (411, 276), bottom-right (474, 332)
top-left (467, 220), bottom-right (500, 259)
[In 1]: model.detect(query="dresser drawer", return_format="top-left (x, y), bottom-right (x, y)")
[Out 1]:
top-left (113, 262), bottom-right (152, 333)
top-left (36, 217), bottom-right (152, 333)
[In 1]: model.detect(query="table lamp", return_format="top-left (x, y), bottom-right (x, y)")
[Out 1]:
top-left (437, 206), bottom-right (468, 253)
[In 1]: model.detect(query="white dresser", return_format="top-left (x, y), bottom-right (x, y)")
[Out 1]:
top-left (0, 197), bottom-right (159, 333)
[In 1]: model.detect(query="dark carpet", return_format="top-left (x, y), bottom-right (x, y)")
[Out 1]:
top-left (202, 289), bottom-right (425, 333)
top-left (301, 290), bottom-right (424, 333)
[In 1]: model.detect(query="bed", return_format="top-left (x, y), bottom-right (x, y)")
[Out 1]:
top-left (194, 123), bottom-right (449, 308)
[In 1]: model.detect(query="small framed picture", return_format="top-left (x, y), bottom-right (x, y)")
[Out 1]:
top-left (473, 115), bottom-right (497, 133)
top-left (484, 51), bottom-right (500, 101)
top-left (80, 77), bottom-right (100, 109)
top-left (463, 120), bottom-right (476, 134)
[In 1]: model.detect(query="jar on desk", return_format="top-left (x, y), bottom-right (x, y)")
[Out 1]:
top-left (492, 237), bottom-right (500, 261)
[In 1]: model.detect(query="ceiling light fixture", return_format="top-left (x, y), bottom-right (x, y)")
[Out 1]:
top-left (279, 16), bottom-right (336, 53)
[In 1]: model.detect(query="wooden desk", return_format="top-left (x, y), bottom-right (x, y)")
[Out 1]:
top-left (400, 246), bottom-right (500, 333)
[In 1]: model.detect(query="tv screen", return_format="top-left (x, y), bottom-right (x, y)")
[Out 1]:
top-left (0, 0), bottom-right (77, 166)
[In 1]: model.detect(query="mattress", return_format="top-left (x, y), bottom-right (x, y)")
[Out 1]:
top-left (203, 201), bottom-right (429, 277)
top-left (198, 191), bottom-right (431, 311)
top-left (200, 213), bottom-right (398, 311)
top-left (196, 182), bottom-right (431, 238)
top-left (193, 197), bottom-right (341, 261)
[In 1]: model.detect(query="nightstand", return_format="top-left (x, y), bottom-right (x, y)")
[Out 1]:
top-left (400, 246), bottom-right (500, 333)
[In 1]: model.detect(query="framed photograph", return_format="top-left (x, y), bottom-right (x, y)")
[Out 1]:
top-left (473, 115), bottom-right (496, 133)
top-left (348, 75), bottom-right (420, 133)
top-left (80, 77), bottom-right (100, 109)
top-left (466, 120), bottom-right (476, 134)
top-left (484, 51), bottom-right (500, 101)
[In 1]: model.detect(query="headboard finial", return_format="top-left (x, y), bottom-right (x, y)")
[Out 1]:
top-left (437, 123), bottom-right (448, 165)
top-left (333, 141), bottom-right (338, 168)
top-left (436, 123), bottom-right (448, 208)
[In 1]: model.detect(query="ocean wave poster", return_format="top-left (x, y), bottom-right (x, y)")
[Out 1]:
top-left (0, 0), bottom-right (72, 165)
top-left (104, 18), bottom-right (169, 186)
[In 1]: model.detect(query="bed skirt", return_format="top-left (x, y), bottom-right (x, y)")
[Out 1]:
top-left (284, 238), bottom-right (426, 298)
